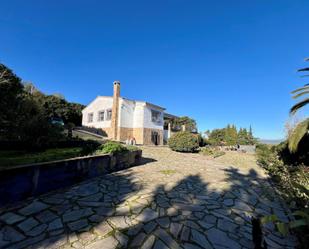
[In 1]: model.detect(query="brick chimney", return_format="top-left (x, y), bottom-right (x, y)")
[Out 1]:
top-left (111, 81), bottom-right (120, 140)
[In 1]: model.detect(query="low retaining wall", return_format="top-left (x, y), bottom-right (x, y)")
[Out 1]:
top-left (0, 150), bottom-right (142, 207)
top-left (239, 145), bottom-right (256, 153)
top-left (221, 145), bottom-right (256, 153)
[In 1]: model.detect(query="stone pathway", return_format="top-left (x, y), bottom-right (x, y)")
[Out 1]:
top-left (0, 147), bottom-right (298, 249)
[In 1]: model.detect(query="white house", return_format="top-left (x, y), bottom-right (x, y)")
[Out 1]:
top-left (82, 81), bottom-right (176, 145)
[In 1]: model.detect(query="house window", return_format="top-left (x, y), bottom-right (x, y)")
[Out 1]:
top-left (151, 110), bottom-right (162, 125)
top-left (88, 113), bottom-right (94, 123)
top-left (106, 109), bottom-right (112, 120)
top-left (98, 110), bottom-right (105, 121)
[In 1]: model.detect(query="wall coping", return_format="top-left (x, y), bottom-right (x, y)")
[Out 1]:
top-left (0, 149), bottom-right (142, 207)
top-left (0, 152), bottom-right (114, 172)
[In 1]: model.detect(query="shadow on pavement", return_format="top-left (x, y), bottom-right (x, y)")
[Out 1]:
top-left (0, 164), bottom-right (298, 248)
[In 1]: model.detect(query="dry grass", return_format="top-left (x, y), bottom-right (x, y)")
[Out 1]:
top-left (159, 169), bottom-right (177, 175)
top-left (214, 151), bottom-right (257, 168)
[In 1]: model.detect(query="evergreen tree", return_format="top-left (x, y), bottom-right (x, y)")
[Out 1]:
top-left (0, 64), bottom-right (24, 139)
top-left (225, 124), bottom-right (237, 145)
top-left (206, 125), bottom-right (257, 146)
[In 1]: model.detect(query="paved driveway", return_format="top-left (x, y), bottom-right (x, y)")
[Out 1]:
top-left (0, 147), bottom-right (297, 249)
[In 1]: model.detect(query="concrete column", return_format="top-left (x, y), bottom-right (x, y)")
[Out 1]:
top-left (168, 122), bottom-right (171, 138)
top-left (182, 124), bottom-right (186, 131)
top-left (111, 81), bottom-right (120, 140)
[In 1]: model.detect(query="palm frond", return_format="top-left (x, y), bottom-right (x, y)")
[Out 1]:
top-left (298, 67), bottom-right (309, 72)
top-left (292, 90), bottom-right (309, 99)
top-left (290, 98), bottom-right (309, 114)
top-left (288, 118), bottom-right (309, 153)
top-left (291, 85), bottom-right (309, 94)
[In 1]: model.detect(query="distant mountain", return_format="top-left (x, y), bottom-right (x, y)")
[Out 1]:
top-left (258, 139), bottom-right (284, 145)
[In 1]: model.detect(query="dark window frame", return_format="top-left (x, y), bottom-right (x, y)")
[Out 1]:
top-left (151, 109), bottom-right (162, 125)
top-left (106, 109), bottom-right (112, 121)
top-left (88, 112), bottom-right (94, 123)
top-left (98, 110), bottom-right (105, 121)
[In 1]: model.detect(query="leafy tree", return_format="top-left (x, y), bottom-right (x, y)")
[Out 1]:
top-left (171, 116), bottom-right (197, 132)
top-left (238, 127), bottom-right (256, 145)
top-left (0, 64), bottom-right (65, 150)
top-left (0, 63), bottom-right (88, 151)
top-left (66, 102), bottom-right (84, 126)
top-left (225, 124), bottom-right (238, 145)
top-left (237, 128), bottom-right (248, 145)
top-left (23, 81), bottom-right (40, 94)
top-left (288, 58), bottom-right (309, 152)
top-left (19, 107), bottom-right (64, 150)
top-left (0, 64), bottom-right (25, 139)
top-left (206, 125), bottom-right (256, 146)
top-left (168, 131), bottom-right (199, 152)
top-left (208, 128), bottom-right (226, 145)
top-left (52, 93), bottom-right (65, 99)
top-left (29, 85), bottom-right (84, 126)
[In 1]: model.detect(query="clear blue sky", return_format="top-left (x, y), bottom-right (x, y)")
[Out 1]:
top-left (1, 0), bottom-right (309, 139)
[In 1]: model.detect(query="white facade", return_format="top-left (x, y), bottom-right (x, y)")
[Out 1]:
top-left (82, 96), bottom-right (165, 130)
top-left (82, 96), bottom-right (113, 128)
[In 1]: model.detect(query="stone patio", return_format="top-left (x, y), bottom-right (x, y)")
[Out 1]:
top-left (0, 147), bottom-right (298, 248)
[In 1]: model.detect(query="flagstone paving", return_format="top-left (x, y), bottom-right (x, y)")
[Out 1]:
top-left (0, 147), bottom-right (298, 248)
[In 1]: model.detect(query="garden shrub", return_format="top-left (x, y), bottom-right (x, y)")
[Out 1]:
top-left (168, 131), bottom-right (199, 152)
top-left (256, 143), bottom-right (285, 178)
top-left (275, 138), bottom-right (309, 166)
top-left (80, 139), bottom-right (101, 156)
top-left (126, 145), bottom-right (139, 151)
top-left (256, 143), bottom-right (309, 206)
top-left (256, 142), bottom-right (309, 247)
top-left (99, 141), bottom-right (128, 154)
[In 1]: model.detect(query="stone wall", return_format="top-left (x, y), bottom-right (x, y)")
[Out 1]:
top-left (133, 128), bottom-right (144, 144)
top-left (143, 128), bottom-right (164, 145)
top-left (102, 127), bottom-right (112, 138)
top-left (0, 150), bottom-right (142, 207)
top-left (117, 127), bottom-right (163, 145)
top-left (118, 127), bottom-right (134, 142)
top-left (239, 145), bottom-right (256, 153)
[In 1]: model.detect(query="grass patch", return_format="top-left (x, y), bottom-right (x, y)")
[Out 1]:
top-left (0, 147), bottom-right (82, 168)
top-left (200, 146), bottom-right (226, 158)
top-left (214, 151), bottom-right (257, 168)
top-left (213, 151), bottom-right (226, 158)
top-left (160, 169), bottom-right (177, 175)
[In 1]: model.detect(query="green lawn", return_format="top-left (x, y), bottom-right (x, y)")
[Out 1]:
top-left (0, 147), bottom-right (83, 168)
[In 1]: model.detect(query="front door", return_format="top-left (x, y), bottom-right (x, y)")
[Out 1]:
top-left (151, 131), bottom-right (159, 145)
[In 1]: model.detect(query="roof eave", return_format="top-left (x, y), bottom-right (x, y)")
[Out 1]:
top-left (145, 102), bottom-right (166, 111)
